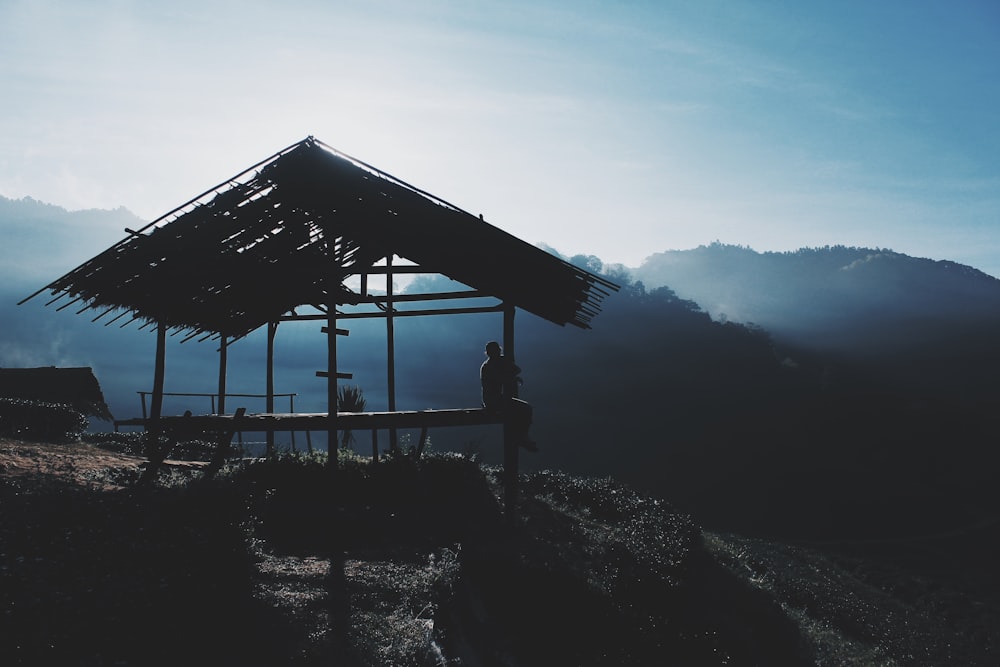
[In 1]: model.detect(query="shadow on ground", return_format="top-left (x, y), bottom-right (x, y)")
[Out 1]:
top-left (2, 447), bottom-right (997, 665)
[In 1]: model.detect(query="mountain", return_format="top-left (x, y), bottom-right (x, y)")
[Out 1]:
top-left (633, 243), bottom-right (1000, 398)
top-left (634, 243), bottom-right (1000, 334)
top-left (513, 250), bottom-right (1000, 548)
top-left (0, 195), bottom-right (144, 287)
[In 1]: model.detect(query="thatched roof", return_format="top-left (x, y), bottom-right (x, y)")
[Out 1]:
top-left (22, 137), bottom-right (618, 340)
top-left (0, 367), bottom-right (113, 421)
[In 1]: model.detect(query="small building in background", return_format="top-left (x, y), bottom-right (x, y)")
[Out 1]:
top-left (0, 366), bottom-right (113, 422)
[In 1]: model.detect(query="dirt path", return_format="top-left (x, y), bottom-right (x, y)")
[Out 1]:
top-left (0, 438), bottom-right (462, 664)
top-left (0, 438), bottom-right (205, 489)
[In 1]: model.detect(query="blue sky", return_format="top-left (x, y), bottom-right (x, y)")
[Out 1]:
top-left (1, 0), bottom-right (998, 275)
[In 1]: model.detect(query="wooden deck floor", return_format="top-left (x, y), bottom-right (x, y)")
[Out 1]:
top-left (115, 407), bottom-right (505, 432)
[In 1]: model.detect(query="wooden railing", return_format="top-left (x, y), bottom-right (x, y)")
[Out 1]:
top-left (131, 391), bottom-right (297, 420)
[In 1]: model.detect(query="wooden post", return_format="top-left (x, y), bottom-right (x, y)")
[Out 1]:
top-left (289, 394), bottom-right (297, 451)
top-left (503, 303), bottom-right (516, 382)
top-left (150, 322), bottom-right (167, 423)
top-left (217, 335), bottom-right (228, 415)
top-left (327, 285), bottom-right (339, 472)
top-left (503, 425), bottom-right (519, 520)
top-left (206, 407), bottom-right (246, 478)
top-left (502, 303), bottom-right (518, 519)
top-left (386, 254), bottom-right (398, 451)
top-left (326, 251), bottom-right (349, 656)
top-left (140, 321), bottom-right (168, 484)
top-left (266, 321), bottom-right (277, 456)
top-left (416, 425), bottom-right (429, 457)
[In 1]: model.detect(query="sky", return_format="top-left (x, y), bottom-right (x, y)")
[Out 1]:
top-left (1, 0), bottom-right (999, 275)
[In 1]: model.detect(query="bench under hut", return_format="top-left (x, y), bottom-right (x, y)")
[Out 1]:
top-left (20, 136), bottom-right (619, 512)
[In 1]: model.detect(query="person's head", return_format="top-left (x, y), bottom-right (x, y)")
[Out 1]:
top-left (485, 341), bottom-right (501, 358)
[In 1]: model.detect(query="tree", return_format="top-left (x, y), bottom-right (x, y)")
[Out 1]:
top-left (337, 385), bottom-right (367, 450)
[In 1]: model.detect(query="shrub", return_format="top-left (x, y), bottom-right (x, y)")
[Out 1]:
top-left (0, 397), bottom-right (88, 442)
top-left (82, 430), bottom-right (147, 455)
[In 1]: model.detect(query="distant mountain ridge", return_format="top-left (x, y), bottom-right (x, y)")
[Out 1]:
top-left (0, 195), bottom-right (143, 286)
top-left (633, 242), bottom-right (1000, 345)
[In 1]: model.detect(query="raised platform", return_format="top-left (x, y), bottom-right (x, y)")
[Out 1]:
top-left (115, 407), bottom-right (505, 432)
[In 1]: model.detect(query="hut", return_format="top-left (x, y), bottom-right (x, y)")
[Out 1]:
top-left (0, 366), bottom-right (113, 421)
top-left (20, 137), bottom-right (619, 508)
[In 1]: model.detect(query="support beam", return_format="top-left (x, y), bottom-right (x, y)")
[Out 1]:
top-left (266, 322), bottom-right (277, 456)
top-left (327, 275), bottom-right (339, 472)
top-left (281, 303), bottom-right (504, 322)
top-left (140, 322), bottom-right (168, 485)
top-left (502, 302), bottom-right (518, 520)
top-left (289, 394), bottom-right (297, 451)
top-left (386, 254), bottom-right (398, 451)
top-left (503, 432), bottom-right (519, 520)
top-left (416, 426), bottom-right (429, 457)
top-left (150, 322), bottom-right (167, 423)
top-left (503, 303), bottom-right (516, 393)
top-left (217, 336), bottom-right (228, 415)
top-left (206, 407), bottom-right (246, 478)
top-left (357, 264), bottom-right (433, 275)
top-left (503, 302), bottom-right (520, 521)
top-left (361, 290), bottom-right (488, 303)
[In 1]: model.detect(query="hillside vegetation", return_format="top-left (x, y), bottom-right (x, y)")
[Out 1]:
top-left (4, 201), bottom-right (1000, 663)
top-left (633, 242), bottom-right (1000, 396)
top-left (1, 440), bottom-right (997, 666)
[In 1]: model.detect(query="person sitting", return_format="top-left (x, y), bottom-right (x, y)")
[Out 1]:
top-left (480, 341), bottom-right (537, 451)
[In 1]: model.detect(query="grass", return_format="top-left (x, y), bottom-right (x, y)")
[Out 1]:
top-left (1, 440), bottom-right (997, 665)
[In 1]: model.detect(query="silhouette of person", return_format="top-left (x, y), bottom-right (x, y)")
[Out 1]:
top-left (480, 341), bottom-right (537, 451)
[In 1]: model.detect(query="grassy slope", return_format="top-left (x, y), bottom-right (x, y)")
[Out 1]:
top-left (0, 442), bottom-right (996, 666)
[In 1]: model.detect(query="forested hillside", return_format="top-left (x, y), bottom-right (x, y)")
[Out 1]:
top-left (633, 243), bottom-right (1000, 397)
top-left (0, 196), bottom-right (141, 286)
